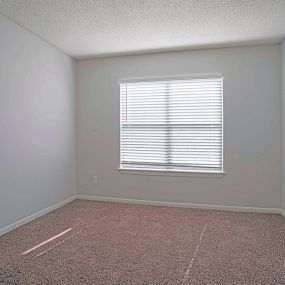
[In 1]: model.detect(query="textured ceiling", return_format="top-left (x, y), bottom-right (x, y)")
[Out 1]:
top-left (0, 0), bottom-right (285, 59)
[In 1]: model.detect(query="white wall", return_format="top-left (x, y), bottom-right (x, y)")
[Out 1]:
top-left (77, 45), bottom-right (281, 209)
top-left (0, 14), bottom-right (76, 230)
top-left (282, 39), bottom-right (285, 212)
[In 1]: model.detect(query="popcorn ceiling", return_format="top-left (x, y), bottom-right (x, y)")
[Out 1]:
top-left (0, 0), bottom-right (284, 59)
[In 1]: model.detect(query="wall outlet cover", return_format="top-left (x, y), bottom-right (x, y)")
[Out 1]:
top-left (92, 176), bottom-right (97, 184)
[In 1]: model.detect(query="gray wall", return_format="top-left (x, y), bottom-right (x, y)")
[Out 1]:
top-left (0, 14), bottom-right (76, 229)
top-left (282, 40), bottom-right (285, 212)
top-left (77, 45), bottom-right (281, 208)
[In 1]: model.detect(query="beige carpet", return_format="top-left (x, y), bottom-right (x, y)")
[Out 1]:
top-left (0, 200), bottom-right (285, 284)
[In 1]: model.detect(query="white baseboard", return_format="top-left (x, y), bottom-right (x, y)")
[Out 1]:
top-left (75, 195), bottom-right (282, 215)
top-left (1, 195), bottom-right (283, 237)
top-left (0, 195), bottom-right (77, 237)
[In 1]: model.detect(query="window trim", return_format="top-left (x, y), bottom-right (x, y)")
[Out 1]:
top-left (118, 74), bottom-right (225, 175)
top-left (118, 167), bottom-right (226, 177)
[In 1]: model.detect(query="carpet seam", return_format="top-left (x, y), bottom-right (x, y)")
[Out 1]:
top-left (182, 222), bottom-right (208, 283)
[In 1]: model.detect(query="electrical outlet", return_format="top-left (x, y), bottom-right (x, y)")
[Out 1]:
top-left (92, 176), bottom-right (97, 184)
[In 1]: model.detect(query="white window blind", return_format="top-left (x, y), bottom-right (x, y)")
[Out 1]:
top-left (120, 76), bottom-right (223, 173)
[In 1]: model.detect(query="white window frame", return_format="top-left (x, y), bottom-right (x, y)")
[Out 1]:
top-left (118, 75), bottom-right (225, 175)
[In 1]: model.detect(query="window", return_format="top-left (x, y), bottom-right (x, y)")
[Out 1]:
top-left (120, 76), bottom-right (223, 173)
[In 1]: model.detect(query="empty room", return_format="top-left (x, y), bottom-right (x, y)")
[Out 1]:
top-left (1, 0), bottom-right (285, 284)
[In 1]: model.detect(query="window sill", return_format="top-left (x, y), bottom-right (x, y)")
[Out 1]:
top-left (118, 168), bottom-right (226, 178)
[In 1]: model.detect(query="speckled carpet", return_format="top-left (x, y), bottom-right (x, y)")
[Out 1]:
top-left (0, 200), bottom-right (285, 284)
